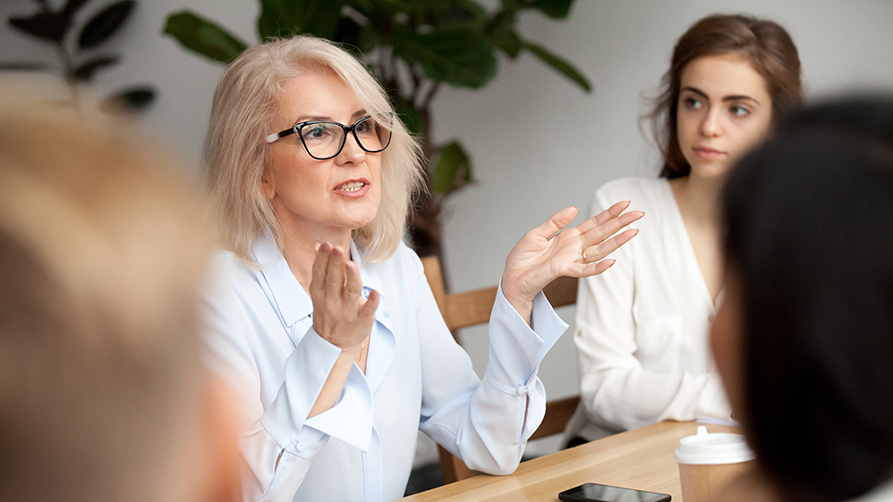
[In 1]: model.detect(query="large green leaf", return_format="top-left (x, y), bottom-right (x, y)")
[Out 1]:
top-left (257, 0), bottom-right (344, 40)
top-left (454, 0), bottom-right (489, 20)
top-left (164, 11), bottom-right (248, 64)
top-left (431, 141), bottom-right (472, 194)
top-left (78, 0), bottom-right (135, 49)
top-left (528, 0), bottom-right (574, 19)
top-left (524, 41), bottom-right (591, 92)
top-left (412, 0), bottom-right (488, 30)
top-left (257, 0), bottom-right (296, 39)
top-left (392, 28), bottom-right (497, 89)
top-left (395, 99), bottom-right (423, 136)
top-left (364, 0), bottom-right (417, 18)
top-left (345, 0), bottom-right (376, 15)
top-left (500, 0), bottom-right (520, 10)
top-left (484, 10), bottom-right (521, 58)
top-left (333, 16), bottom-right (377, 54)
top-left (9, 12), bottom-right (70, 43)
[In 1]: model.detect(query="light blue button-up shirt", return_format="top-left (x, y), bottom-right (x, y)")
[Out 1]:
top-left (202, 235), bottom-right (567, 501)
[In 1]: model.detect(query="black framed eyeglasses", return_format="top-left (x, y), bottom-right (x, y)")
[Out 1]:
top-left (265, 114), bottom-right (393, 160)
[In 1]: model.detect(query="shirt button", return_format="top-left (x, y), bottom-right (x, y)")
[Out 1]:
top-left (295, 441), bottom-right (306, 452)
top-left (517, 385), bottom-right (528, 395)
top-left (383, 310), bottom-right (390, 318)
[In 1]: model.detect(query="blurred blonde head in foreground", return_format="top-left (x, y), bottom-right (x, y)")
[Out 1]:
top-left (0, 91), bottom-right (238, 502)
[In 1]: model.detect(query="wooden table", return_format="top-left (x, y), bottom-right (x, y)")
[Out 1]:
top-left (399, 421), bottom-right (740, 502)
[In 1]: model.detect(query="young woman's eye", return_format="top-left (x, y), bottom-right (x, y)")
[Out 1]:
top-left (683, 97), bottom-right (703, 109)
top-left (729, 105), bottom-right (751, 117)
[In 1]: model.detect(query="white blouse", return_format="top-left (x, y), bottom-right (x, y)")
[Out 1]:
top-left (201, 234), bottom-right (568, 502)
top-left (568, 177), bottom-right (731, 441)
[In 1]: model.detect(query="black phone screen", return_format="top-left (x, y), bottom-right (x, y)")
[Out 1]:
top-left (558, 482), bottom-right (671, 502)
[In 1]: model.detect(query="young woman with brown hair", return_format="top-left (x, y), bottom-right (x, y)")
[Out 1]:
top-left (568, 14), bottom-right (804, 443)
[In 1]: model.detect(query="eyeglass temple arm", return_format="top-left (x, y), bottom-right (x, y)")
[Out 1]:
top-left (266, 128), bottom-right (295, 144)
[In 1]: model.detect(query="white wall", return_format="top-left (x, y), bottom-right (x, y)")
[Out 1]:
top-left (4, 0), bottom-right (892, 463)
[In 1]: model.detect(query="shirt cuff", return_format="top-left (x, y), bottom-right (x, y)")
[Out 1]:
top-left (304, 364), bottom-right (374, 452)
top-left (529, 283), bottom-right (567, 361)
top-left (483, 279), bottom-right (568, 392)
top-left (260, 328), bottom-right (341, 449)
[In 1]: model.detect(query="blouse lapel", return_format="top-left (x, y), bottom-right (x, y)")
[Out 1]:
top-left (351, 241), bottom-right (396, 396)
top-left (253, 234), bottom-right (313, 342)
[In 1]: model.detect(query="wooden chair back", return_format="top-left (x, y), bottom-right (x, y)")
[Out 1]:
top-left (420, 255), bottom-right (581, 484)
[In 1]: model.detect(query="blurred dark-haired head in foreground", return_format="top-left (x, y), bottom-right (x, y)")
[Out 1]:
top-left (0, 94), bottom-right (240, 502)
top-left (712, 95), bottom-right (893, 502)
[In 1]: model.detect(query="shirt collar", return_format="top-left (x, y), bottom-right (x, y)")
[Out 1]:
top-left (351, 240), bottom-right (383, 299)
top-left (252, 233), bottom-right (312, 327)
top-left (351, 240), bottom-right (393, 334)
top-left (251, 234), bottom-right (387, 329)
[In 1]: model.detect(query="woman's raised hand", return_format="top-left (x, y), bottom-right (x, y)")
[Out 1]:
top-left (310, 242), bottom-right (379, 352)
top-left (501, 201), bottom-right (643, 323)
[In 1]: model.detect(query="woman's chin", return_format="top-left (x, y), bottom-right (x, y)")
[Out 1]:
top-left (689, 161), bottom-right (734, 180)
top-left (343, 213), bottom-right (378, 232)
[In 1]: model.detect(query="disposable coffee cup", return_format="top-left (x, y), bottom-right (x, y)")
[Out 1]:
top-left (674, 426), bottom-right (755, 502)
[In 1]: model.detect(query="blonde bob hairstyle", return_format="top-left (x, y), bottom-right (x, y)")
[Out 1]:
top-left (204, 35), bottom-right (425, 264)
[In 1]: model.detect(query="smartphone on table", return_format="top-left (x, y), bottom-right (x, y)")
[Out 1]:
top-left (558, 482), bottom-right (671, 502)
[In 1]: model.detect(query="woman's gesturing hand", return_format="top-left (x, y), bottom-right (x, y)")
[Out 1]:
top-left (502, 201), bottom-right (643, 323)
top-left (310, 242), bottom-right (379, 353)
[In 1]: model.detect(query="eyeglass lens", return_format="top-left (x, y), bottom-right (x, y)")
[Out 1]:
top-left (298, 116), bottom-right (390, 159)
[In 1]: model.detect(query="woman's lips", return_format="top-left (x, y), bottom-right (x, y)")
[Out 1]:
top-left (693, 146), bottom-right (725, 159)
top-left (334, 179), bottom-right (370, 197)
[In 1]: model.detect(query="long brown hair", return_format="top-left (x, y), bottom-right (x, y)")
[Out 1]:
top-left (648, 14), bottom-right (803, 178)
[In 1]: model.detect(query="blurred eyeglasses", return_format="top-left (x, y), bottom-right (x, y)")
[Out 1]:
top-left (265, 114), bottom-right (393, 160)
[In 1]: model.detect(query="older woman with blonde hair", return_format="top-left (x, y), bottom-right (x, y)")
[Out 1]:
top-left (201, 35), bottom-right (642, 502)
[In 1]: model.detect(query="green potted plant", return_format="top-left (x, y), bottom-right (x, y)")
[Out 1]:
top-left (164, 0), bottom-right (590, 258)
top-left (2, 0), bottom-right (155, 113)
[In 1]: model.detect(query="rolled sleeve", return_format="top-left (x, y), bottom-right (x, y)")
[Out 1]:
top-left (243, 326), bottom-right (376, 501)
top-left (484, 279), bottom-right (567, 390)
top-left (260, 328), bottom-right (341, 448)
top-left (419, 274), bottom-right (569, 475)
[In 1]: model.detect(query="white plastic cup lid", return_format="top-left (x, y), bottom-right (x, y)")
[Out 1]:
top-left (674, 426), bottom-right (756, 465)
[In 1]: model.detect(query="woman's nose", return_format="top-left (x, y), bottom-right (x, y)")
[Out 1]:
top-left (700, 110), bottom-right (723, 137)
top-left (336, 133), bottom-right (365, 165)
